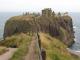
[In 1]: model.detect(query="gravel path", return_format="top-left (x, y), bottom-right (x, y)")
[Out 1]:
top-left (0, 48), bottom-right (17, 60)
top-left (24, 37), bottom-right (37, 60)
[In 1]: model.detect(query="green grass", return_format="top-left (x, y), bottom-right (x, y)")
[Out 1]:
top-left (9, 33), bottom-right (32, 60)
top-left (0, 33), bottom-right (31, 47)
top-left (0, 33), bottom-right (32, 60)
top-left (39, 33), bottom-right (80, 60)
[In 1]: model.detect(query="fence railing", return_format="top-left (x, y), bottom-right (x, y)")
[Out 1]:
top-left (35, 33), bottom-right (42, 60)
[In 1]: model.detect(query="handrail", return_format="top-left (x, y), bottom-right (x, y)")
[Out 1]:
top-left (35, 33), bottom-right (42, 60)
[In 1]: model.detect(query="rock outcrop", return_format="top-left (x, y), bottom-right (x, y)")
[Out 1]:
top-left (3, 8), bottom-right (74, 46)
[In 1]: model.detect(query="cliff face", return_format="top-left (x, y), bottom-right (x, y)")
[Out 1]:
top-left (3, 8), bottom-right (74, 46)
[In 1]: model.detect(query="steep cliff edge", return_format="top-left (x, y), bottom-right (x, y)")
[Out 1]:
top-left (3, 8), bottom-right (74, 46)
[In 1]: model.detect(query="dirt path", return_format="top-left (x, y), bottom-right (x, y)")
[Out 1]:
top-left (24, 37), bottom-right (37, 60)
top-left (0, 48), bottom-right (17, 60)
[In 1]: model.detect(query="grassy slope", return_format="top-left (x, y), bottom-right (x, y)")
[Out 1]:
top-left (39, 33), bottom-right (80, 60)
top-left (0, 33), bottom-right (32, 60)
top-left (10, 33), bottom-right (32, 60)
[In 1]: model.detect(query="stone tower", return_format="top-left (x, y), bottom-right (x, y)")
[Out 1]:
top-left (42, 8), bottom-right (52, 17)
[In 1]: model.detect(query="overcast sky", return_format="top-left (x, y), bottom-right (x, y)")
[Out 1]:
top-left (0, 0), bottom-right (80, 12)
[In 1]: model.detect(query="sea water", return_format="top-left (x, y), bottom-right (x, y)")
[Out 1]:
top-left (69, 13), bottom-right (80, 51)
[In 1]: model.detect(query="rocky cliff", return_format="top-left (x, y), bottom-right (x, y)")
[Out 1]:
top-left (3, 8), bottom-right (74, 46)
